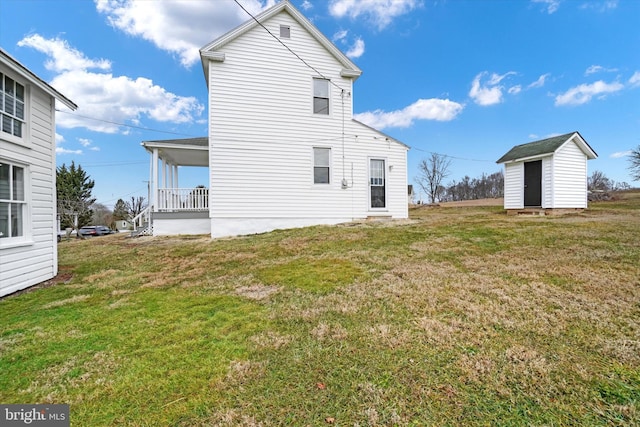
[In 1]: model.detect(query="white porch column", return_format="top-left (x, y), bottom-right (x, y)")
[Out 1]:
top-left (161, 158), bottom-right (167, 188)
top-left (168, 162), bottom-right (174, 189)
top-left (173, 165), bottom-right (179, 189)
top-left (151, 148), bottom-right (159, 212)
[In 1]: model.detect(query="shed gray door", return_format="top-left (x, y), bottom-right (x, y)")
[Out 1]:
top-left (524, 160), bottom-right (542, 207)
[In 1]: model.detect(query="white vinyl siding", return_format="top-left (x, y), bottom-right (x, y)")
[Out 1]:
top-left (503, 162), bottom-right (523, 209)
top-left (206, 10), bottom-right (407, 236)
top-left (542, 156), bottom-right (553, 208)
top-left (0, 65), bottom-right (58, 297)
top-left (552, 140), bottom-right (588, 208)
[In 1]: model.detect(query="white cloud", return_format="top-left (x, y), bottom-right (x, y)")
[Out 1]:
top-left (469, 72), bottom-right (516, 106)
top-left (532, 0), bottom-right (561, 14)
top-left (610, 150), bottom-right (632, 158)
top-left (585, 65), bottom-right (618, 75)
top-left (629, 71), bottom-right (640, 87)
top-left (580, 0), bottom-right (618, 12)
top-left (554, 80), bottom-right (624, 106)
top-left (56, 147), bottom-right (83, 155)
top-left (345, 38), bottom-right (365, 59)
top-left (17, 35), bottom-right (111, 72)
top-left (329, 0), bottom-right (420, 30)
top-left (332, 29), bottom-right (348, 42)
top-left (528, 73), bottom-right (550, 89)
top-left (508, 85), bottom-right (522, 95)
top-left (301, 0), bottom-right (313, 11)
top-left (78, 138), bottom-right (92, 147)
top-left (20, 35), bottom-right (204, 133)
top-left (95, 0), bottom-right (275, 68)
top-left (354, 98), bottom-right (464, 129)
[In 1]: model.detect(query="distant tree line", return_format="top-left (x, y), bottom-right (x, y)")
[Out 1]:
top-left (440, 171), bottom-right (504, 202)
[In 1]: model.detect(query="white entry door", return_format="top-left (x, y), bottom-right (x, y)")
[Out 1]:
top-left (369, 159), bottom-right (386, 209)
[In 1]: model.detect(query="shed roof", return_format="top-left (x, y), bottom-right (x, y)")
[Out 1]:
top-left (0, 48), bottom-right (77, 111)
top-left (496, 132), bottom-right (597, 164)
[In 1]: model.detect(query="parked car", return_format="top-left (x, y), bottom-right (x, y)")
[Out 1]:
top-left (78, 225), bottom-right (115, 237)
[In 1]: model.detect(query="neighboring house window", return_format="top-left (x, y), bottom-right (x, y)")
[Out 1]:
top-left (280, 25), bottom-right (290, 38)
top-left (0, 73), bottom-right (25, 138)
top-left (0, 161), bottom-right (25, 238)
top-left (313, 78), bottom-right (329, 115)
top-left (313, 147), bottom-right (330, 184)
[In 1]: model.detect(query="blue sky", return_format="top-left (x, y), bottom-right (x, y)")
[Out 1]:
top-left (1, 0), bottom-right (638, 206)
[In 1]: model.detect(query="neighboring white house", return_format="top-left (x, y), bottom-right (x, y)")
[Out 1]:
top-left (496, 132), bottom-right (597, 214)
top-left (0, 48), bottom-right (77, 297)
top-left (141, 0), bottom-right (409, 238)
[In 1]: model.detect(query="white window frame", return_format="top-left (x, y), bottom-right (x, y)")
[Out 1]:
top-left (313, 147), bottom-right (331, 185)
top-left (0, 70), bottom-right (27, 145)
top-left (368, 157), bottom-right (388, 210)
top-left (0, 159), bottom-right (30, 246)
top-left (312, 78), bottom-right (330, 116)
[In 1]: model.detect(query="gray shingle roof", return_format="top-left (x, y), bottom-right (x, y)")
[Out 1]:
top-left (496, 132), bottom-right (590, 163)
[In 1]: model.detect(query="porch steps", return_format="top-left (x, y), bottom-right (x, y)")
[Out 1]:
top-left (130, 223), bottom-right (153, 237)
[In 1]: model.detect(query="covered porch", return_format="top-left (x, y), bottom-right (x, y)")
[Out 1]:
top-left (139, 137), bottom-right (210, 236)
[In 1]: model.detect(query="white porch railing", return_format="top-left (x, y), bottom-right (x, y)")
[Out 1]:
top-left (132, 206), bottom-right (151, 232)
top-left (157, 187), bottom-right (209, 211)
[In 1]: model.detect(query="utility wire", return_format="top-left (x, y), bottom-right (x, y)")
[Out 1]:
top-left (55, 109), bottom-right (199, 137)
top-left (232, 0), bottom-right (346, 92)
top-left (411, 145), bottom-right (494, 163)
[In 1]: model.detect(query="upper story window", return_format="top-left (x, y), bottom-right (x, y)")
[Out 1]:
top-left (313, 78), bottom-right (329, 115)
top-left (280, 25), bottom-right (290, 38)
top-left (313, 147), bottom-right (331, 184)
top-left (0, 73), bottom-right (25, 138)
top-left (0, 161), bottom-right (26, 239)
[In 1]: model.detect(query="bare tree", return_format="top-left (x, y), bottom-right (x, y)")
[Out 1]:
top-left (629, 145), bottom-right (640, 182)
top-left (588, 170), bottom-right (612, 191)
top-left (126, 196), bottom-right (147, 220)
top-left (415, 153), bottom-right (452, 204)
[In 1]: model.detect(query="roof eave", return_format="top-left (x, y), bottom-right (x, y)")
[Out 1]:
top-left (200, 1), bottom-right (362, 85)
top-left (0, 48), bottom-right (77, 111)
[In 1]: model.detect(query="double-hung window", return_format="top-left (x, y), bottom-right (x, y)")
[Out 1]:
top-left (0, 161), bottom-right (26, 239)
top-left (313, 78), bottom-right (329, 115)
top-left (1, 72), bottom-right (25, 138)
top-left (313, 147), bottom-right (330, 184)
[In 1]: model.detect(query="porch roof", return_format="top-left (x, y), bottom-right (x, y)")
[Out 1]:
top-left (142, 137), bottom-right (209, 167)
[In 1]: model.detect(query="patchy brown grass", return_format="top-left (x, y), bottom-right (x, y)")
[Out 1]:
top-left (1, 192), bottom-right (639, 426)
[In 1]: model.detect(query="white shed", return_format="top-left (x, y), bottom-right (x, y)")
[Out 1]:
top-left (496, 132), bottom-right (597, 214)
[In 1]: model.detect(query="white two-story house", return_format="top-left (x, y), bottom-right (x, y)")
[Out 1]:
top-left (0, 48), bottom-right (77, 297)
top-left (141, 0), bottom-right (409, 238)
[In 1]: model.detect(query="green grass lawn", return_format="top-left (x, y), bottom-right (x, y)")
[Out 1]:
top-left (1, 194), bottom-right (639, 426)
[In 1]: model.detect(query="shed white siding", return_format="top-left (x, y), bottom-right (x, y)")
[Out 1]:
top-left (542, 156), bottom-right (553, 208)
top-left (503, 162), bottom-right (523, 209)
top-left (552, 140), bottom-right (588, 208)
top-left (0, 80), bottom-right (58, 297)
top-left (207, 10), bottom-right (407, 237)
